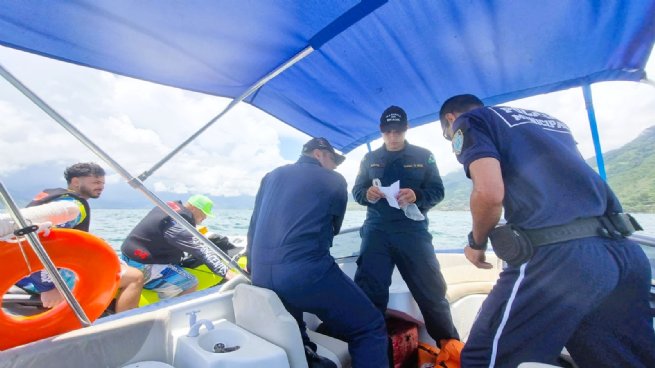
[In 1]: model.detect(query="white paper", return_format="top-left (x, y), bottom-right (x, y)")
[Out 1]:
top-left (379, 180), bottom-right (400, 209)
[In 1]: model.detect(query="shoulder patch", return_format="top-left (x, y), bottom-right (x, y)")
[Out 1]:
top-left (452, 129), bottom-right (464, 155)
top-left (428, 154), bottom-right (435, 164)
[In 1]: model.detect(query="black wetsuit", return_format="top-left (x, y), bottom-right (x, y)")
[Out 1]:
top-left (121, 201), bottom-right (228, 277)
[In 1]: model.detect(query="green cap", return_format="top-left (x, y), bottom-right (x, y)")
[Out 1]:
top-left (187, 194), bottom-right (215, 218)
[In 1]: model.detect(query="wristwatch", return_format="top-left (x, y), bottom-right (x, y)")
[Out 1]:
top-left (467, 231), bottom-right (488, 251)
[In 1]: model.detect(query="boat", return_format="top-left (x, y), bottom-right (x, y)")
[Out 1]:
top-left (0, 1), bottom-right (654, 367)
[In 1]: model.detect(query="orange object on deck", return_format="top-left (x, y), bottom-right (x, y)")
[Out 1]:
top-left (417, 339), bottom-right (464, 368)
top-left (0, 228), bottom-right (120, 350)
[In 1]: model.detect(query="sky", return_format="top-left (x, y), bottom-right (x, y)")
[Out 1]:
top-left (0, 45), bottom-right (654, 200)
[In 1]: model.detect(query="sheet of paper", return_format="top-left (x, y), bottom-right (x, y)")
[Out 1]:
top-left (379, 180), bottom-right (400, 209)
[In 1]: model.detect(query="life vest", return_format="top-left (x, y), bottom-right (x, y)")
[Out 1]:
top-left (121, 201), bottom-right (196, 264)
top-left (417, 339), bottom-right (464, 368)
top-left (28, 188), bottom-right (90, 231)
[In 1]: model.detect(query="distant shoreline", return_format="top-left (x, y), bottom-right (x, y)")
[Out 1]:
top-left (92, 207), bottom-right (655, 215)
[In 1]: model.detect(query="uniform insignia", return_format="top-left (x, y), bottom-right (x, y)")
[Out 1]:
top-left (370, 163), bottom-right (382, 168)
top-left (452, 129), bottom-right (464, 155)
top-left (428, 154), bottom-right (435, 164)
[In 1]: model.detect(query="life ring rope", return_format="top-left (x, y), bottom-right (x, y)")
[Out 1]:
top-left (0, 228), bottom-right (120, 350)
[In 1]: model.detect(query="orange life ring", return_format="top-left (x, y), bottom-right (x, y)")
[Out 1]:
top-left (0, 228), bottom-right (120, 350)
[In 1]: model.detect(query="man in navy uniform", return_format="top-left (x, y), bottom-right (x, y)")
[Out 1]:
top-left (352, 106), bottom-right (459, 349)
top-left (248, 137), bottom-right (388, 368)
top-left (439, 94), bottom-right (655, 367)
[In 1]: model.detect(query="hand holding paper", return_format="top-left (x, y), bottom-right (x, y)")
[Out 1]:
top-left (372, 179), bottom-right (424, 221)
top-left (377, 180), bottom-right (400, 209)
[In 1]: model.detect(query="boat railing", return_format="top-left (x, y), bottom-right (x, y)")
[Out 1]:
top-left (630, 233), bottom-right (655, 248)
top-left (333, 225), bottom-right (655, 260)
top-left (336, 226), bottom-right (360, 235)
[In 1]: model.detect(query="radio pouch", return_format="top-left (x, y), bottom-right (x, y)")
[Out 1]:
top-left (489, 224), bottom-right (534, 267)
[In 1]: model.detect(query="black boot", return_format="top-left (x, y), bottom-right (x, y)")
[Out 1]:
top-left (305, 345), bottom-right (337, 368)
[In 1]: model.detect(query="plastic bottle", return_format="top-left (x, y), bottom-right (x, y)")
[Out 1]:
top-left (401, 203), bottom-right (425, 221)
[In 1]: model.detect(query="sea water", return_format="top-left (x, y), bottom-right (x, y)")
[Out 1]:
top-left (91, 209), bottom-right (655, 260)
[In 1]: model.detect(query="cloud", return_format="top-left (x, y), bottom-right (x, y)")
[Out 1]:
top-left (0, 47), bottom-right (293, 197)
top-left (0, 45), bottom-right (653, 199)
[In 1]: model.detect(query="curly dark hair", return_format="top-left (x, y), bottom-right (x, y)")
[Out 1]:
top-left (64, 162), bottom-right (105, 184)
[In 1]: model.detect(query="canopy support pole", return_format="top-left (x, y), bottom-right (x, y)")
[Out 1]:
top-left (0, 182), bottom-right (92, 327)
top-left (0, 63), bottom-right (250, 281)
top-left (138, 46), bottom-right (314, 181)
top-left (582, 84), bottom-right (607, 181)
top-left (139, 0), bottom-right (388, 181)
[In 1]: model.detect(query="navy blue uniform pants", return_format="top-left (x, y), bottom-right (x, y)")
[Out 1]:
top-left (252, 258), bottom-right (388, 368)
top-left (462, 237), bottom-right (655, 367)
top-left (354, 225), bottom-right (459, 342)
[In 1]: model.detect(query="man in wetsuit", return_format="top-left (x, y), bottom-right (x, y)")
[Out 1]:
top-left (352, 106), bottom-right (459, 350)
top-left (439, 94), bottom-right (655, 367)
top-left (15, 162), bottom-right (145, 313)
top-left (248, 137), bottom-right (389, 368)
top-left (121, 195), bottom-right (233, 299)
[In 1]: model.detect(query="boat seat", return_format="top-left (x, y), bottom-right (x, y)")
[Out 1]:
top-left (387, 253), bottom-right (502, 313)
top-left (384, 253), bottom-right (502, 342)
top-left (438, 253), bottom-right (502, 302)
top-left (232, 284), bottom-right (350, 368)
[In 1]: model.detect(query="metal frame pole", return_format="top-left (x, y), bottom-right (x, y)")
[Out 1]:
top-left (0, 63), bottom-right (249, 280)
top-left (138, 46), bottom-right (314, 181)
top-left (137, 0), bottom-right (388, 181)
top-left (582, 84), bottom-right (607, 180)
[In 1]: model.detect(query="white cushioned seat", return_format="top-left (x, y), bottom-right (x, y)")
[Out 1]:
top-left (232, 284), bottom-right (349, 368)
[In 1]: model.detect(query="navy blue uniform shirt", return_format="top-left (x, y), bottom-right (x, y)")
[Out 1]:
top-left (248, 155), bottom-right (348, 267)
top-left (453, 106), bottom-right (622, 229)
top-left (352, 142), bottom-right (444, 230)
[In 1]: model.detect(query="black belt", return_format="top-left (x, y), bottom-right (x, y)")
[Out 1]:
top-left (524, 213), bottom-right (642, 248)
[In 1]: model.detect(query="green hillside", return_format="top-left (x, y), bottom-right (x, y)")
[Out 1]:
top-left (436, 168), bottom-right (471, 211)
top-left (588, 126), bottom-right (655, 213)
top-left (434, 125), bottom-right (655, 213)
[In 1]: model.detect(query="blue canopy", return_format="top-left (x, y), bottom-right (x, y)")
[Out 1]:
top-left (0, 0), bottom-right (653, 153)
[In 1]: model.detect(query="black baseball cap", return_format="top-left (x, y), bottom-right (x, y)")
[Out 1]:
top-left (379, 105), bottom-right (408, 132)
top-left (302, 137), bottom-right (346, 166)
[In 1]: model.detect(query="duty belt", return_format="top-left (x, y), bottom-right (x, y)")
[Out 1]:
top-left (524, 213), bottom-right (643, 248)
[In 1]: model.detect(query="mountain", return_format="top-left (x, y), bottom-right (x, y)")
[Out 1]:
top-left (435, 169), bottom-right (471, 211)
top-left (435, 125), bottom-right (655, 213)
top-left (588, 126), bottom-right (655, 213)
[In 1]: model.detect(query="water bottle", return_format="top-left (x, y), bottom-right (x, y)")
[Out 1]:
top-left (401, 203), bottom-right (425, 221)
